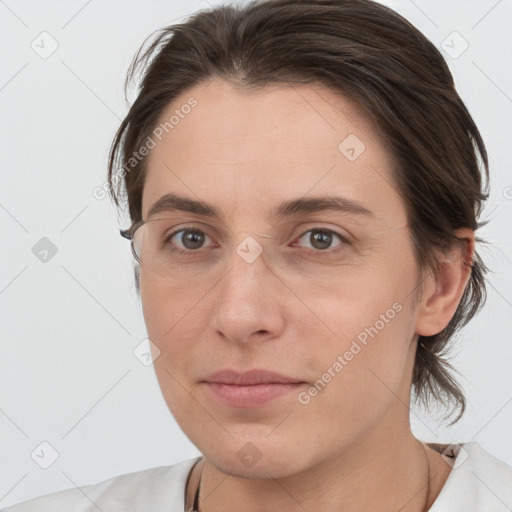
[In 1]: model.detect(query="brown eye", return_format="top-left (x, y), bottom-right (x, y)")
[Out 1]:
top-left (309, 231), bottom-right (333, 250)
top-left (167, 229), bottom-right (211, 251)
top-left (294, 228), bottom-right (349, 253)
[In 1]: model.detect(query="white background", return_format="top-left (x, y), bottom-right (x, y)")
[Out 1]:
top-left (1, 0), bottom-right (511, 507)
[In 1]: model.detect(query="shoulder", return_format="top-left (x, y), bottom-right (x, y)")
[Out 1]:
top-left (429, 441), bottom-right (512, 511)
top-left (2, 456), bottom-right (200, 512)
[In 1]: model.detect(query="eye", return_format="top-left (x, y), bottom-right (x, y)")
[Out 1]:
top-left (292, 228), bottom-right (349, 253)
top-left (167, 228), bottom-right (214, 252)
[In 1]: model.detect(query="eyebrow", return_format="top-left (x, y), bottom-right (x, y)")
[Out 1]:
top-left (146, 192), bottom-right (374, 221)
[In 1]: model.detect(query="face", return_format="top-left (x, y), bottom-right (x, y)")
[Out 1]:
top-left (139, 78), bottom-right (424, 478)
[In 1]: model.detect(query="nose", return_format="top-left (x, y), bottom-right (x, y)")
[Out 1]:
top-left (212, 236), bottom-right (286, 345)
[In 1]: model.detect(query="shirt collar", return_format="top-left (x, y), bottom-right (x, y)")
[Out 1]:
top-left (428, 441), bottom-right (512, 511)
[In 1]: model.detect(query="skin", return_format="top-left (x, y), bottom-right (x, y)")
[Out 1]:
top-left (139, 77), bottom-right (473, 511)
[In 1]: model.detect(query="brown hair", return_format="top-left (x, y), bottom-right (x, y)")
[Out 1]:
top-left (108, 0), bottom-right (489, 424)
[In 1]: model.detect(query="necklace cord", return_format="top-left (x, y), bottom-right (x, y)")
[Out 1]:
top-left (421, 443), bottom-right (432, 512)
top-left (193, 468), bottom-right (201, 511)
top-left (189, 459), bottom-right (202, 512)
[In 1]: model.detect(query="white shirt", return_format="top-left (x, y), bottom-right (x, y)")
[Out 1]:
top-left (3, 442), bottom-right (512, 511)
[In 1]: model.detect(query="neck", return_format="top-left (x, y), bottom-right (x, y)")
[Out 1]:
top-left (186, 424), bottom-right (451, 512)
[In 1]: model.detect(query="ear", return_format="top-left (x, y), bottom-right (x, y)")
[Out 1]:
top-left (415, 228), bottom-right (475, 337)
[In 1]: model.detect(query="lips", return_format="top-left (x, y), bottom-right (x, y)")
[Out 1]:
top-left (201, 369), bottom-right (305, 408)
top-left (202, 368), bottom-right (303, 385)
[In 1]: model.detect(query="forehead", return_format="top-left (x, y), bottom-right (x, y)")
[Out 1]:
top-left (141, 78), bottom-right (406, 227)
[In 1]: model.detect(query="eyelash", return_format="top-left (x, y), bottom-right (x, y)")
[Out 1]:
top-left (165, 226), bottom-right (351, 257)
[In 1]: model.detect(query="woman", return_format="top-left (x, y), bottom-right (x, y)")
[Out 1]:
top-left (5, 0), bottom-right (512, 510)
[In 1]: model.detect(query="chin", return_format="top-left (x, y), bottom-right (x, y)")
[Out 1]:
top-left (205, 447), bottom-right (307, 480)
top-left (195, 429), bottom-right (314, 479)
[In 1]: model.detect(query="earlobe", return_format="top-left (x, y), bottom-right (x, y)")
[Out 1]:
top-left (415, 229), bottom-right (475, 337)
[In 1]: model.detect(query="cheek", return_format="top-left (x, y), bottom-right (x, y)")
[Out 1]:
top-left (140, 274), bottom-right (209, 428)
top-left (300, 253), bottom-right (418, 402)
top-left (312, 289), bottom-right (411, 383)
top-left (140, 272), bottom-right (208, 395)
top-left (140, 270), bottom-right (207, 342)
top-left (295, 295), bottom-right (414, 448)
